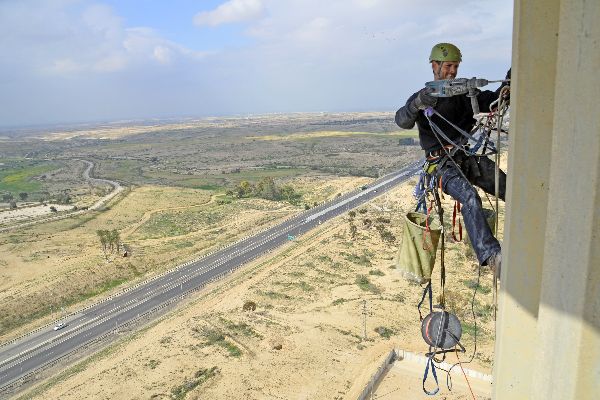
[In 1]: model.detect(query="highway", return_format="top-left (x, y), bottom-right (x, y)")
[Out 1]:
top-left (0, 160), bottom-right (422, 395)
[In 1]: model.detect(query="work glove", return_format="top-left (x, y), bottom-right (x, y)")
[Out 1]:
top-left (501, 68), bottom-right (511, 104)
top-left (413, 87), bottom-right (437, 110)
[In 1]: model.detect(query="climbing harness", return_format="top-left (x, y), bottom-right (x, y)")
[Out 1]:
top-left (408, 78), bottom-right (510, 396)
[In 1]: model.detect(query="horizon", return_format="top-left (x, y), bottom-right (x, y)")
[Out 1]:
top-left (0, 109), bottom-right (395, 135)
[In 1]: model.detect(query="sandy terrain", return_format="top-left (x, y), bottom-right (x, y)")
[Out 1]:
top-left (0, 174), bottom-right (372, 340)
top-left (0, 204), bottom-right (74, 224)
top-left (19, 164), bottom-right (505, 400)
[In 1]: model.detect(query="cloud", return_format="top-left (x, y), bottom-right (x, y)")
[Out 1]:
top-left (0, 0), bottom-right (513, 127)
top-left (153, 46), bottom-right (172, 65)
top-left (0, 1), bottom-right (204, 78)
top-left (194, 0), bottom-right (265, 27)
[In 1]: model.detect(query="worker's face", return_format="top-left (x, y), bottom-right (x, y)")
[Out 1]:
top-left (432, 61), bottom-right (460, 80)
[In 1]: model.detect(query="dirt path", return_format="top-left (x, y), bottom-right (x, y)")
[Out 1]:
top-left (0, 160), bottom-right (123, 233)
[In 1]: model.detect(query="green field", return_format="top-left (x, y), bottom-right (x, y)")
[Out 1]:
top-left (137, 207), bottom-right (226, 239)
top-left (141, 167), bottom-right (309, 189)
top-left (0, 160), bottom-right (59, 195)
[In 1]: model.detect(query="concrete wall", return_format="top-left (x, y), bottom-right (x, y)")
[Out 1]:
top-left (494, 0), bottom-right (600, 398)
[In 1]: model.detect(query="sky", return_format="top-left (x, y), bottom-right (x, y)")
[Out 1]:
top-left (0, 0), bottom-right (513, 128)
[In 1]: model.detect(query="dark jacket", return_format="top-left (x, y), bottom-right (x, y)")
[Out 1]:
top-left (395, 80), bottom-right (508, 154)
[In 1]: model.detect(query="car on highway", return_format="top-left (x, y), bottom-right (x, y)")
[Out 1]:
top-left (53, 322), bottom-right (66, 331)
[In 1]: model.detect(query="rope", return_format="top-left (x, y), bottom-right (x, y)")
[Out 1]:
top-left (417, 84), bottom-right (509, 395)
top-left (444, 266), bottom-right (482, 392)
top-left (424, 108), bottom-right (498, 156)
top-left (492, 85), bottom-right (510, 320)
top-left (457, 350), bottom-right (477, 400)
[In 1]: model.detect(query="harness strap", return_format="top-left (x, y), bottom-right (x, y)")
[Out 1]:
top-left (423, 352), bottom-right (440, 396)
top-left (417, 281), bottom-right (433, 321)
top-left (432, 186), bottom-right (446, 307)
top-left (422, 200), bottom-right (436, 251)
top-left (425, 108), bottom-right (498, 155)
top-left (452, 200), bottom-right (463, 242)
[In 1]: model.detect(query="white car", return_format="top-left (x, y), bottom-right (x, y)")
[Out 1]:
top-left (53, 322), bottom-right (66, 331)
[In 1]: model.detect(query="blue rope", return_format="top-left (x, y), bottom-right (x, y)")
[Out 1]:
top-left (414, 170), bottom-right (427, 213)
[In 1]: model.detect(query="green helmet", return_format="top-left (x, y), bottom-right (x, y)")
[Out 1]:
top-left (429, 43), bottom-right (462, 63)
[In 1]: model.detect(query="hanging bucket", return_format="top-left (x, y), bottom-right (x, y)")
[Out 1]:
top-left (395, 212), bottom-right (441, 283)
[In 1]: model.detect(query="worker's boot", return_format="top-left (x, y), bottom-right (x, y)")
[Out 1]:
top-left (487, 251), bottom-right (502, 279)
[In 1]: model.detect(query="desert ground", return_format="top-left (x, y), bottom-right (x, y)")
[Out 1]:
top-left (17, 169), bottom-right (505, 400)
top-left (0, 112), bottom-right (507, 399)
top-left (0, 112), bottom-right (420, 339)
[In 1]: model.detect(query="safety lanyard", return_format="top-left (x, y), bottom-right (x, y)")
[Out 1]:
top-left (424, 108), bottom-right (498, 156)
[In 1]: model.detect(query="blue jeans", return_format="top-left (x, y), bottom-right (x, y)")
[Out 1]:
top-left (436, 155), bottom-right (506, 265)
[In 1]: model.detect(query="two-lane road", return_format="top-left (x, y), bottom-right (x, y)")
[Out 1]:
top-left (0, 160), bottom-right (422, 395)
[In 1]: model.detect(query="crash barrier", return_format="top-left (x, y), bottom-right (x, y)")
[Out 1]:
top-left (395, 212), bottom-right (441, 283)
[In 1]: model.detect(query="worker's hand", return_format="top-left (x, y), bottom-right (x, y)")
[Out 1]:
top-left (502, 68), bottom-right (511, 101)
top-left (414, 87), bottom-right (437, 110)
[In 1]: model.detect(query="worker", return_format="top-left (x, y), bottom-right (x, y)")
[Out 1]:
top-left (395, 43), bottom-right (510, 277)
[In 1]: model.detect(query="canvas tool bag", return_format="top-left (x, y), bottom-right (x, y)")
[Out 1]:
top-left (396, 212), bottom-right (441, 283)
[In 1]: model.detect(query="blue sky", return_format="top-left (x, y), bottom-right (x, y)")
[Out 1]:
top-left (0, 0), bottom-right (513, 128)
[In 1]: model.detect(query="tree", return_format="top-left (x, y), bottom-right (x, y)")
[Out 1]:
top-left (236, 180), bottom-right (253, 198)
top-left (256, 177), bottom-right (279, 200)
top-left (19, 192), bottom-right (28, 201)
top-left (96, 230), bottom-right (109, 258)
top-left (2, 193), bottom-right (13, 202)
top-left (56, 192), bottom-right (71, 204)
top-left (97, 229), bottom-right (121, 259)
top-left (9, 201), bottom-right (17, 210)
top-left (109, 229), bottom-right (121, 253)
top-left (280, 185), bottom-right (297, 203)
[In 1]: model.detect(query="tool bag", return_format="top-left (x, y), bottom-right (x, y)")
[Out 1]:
top-left (395, 212), bottom-right (441, 283)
